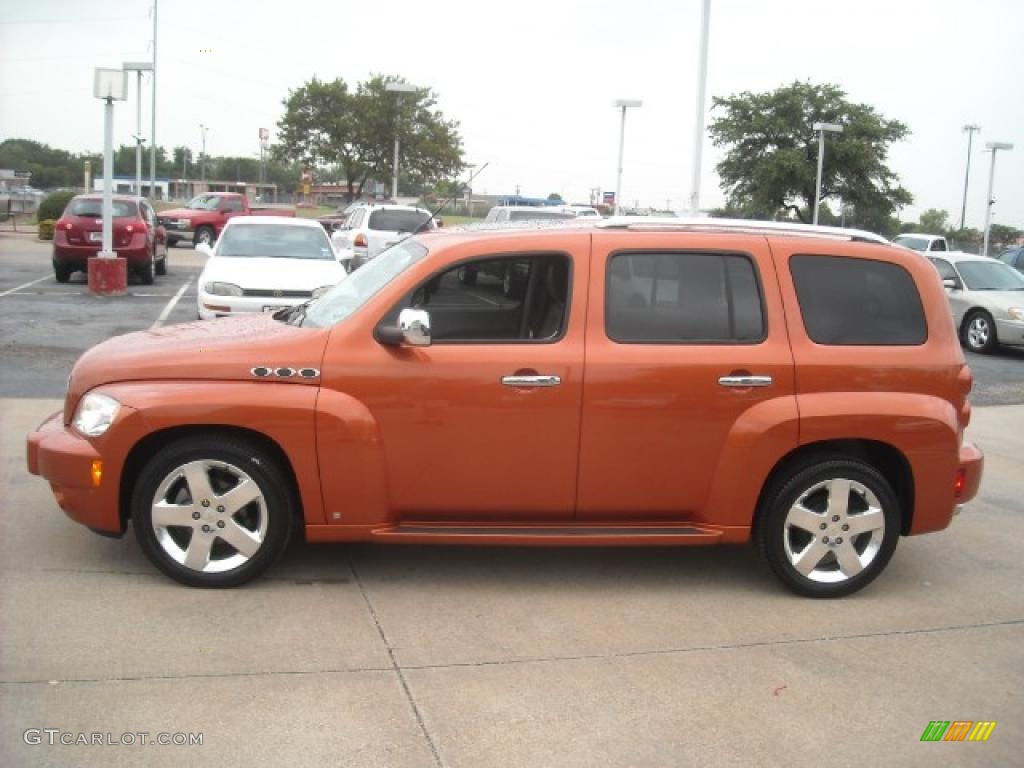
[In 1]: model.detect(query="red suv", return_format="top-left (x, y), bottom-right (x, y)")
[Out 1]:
top-left (52, 195), bottom-right (168, 284)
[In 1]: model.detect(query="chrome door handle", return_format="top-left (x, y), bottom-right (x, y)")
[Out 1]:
top-left (502, 375), bottom-right (562, 388)
top-left (718, 375), bottom-right (773, 388)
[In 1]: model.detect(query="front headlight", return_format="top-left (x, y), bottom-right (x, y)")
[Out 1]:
top-left (204, 282), bottom-right (243, 296)
top-left (312, 285), bottom-right (332, 298)
top-left (73, 393), bottom-right (120, 437)
top-left (1008, 307), bottom-right (1024, 321)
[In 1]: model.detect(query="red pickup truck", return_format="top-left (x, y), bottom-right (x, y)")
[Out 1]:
top-left (159, 193), bottom-right (294, 247)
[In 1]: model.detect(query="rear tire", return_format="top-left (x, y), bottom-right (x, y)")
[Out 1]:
top-left (54, 263), bottom-right (72, 283)
top-left (131, 436), bottom-right (294, 588)
top-left (155, 249), bottom-right (167, 276)
top-left (758, 458), bottom-right (899, 598)
top-left (139, 252), bottom-right (155, 285)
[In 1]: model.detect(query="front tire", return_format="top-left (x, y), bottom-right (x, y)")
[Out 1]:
top-left (131, 436), bottom-right (294, 587)
top-left (962, 310), bottom-right (997, 354)
top-left (758, 458), bottom-right (899, 598)
top-left (194, 226), bottom-right (215, 248)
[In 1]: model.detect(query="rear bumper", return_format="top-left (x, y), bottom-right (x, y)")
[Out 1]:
top-left (957, 441), bottom-right (984, 504)
top-left (53, 244), bottom-right (150, 265)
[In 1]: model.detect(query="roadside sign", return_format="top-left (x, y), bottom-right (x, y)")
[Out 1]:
top-left (603, 191), bottom-right (615, 205)
top-left (259, 128), bottom-right (269, 141)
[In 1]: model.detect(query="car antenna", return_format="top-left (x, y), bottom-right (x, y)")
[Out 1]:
top-left (414, 162), bottom-right (488, 235)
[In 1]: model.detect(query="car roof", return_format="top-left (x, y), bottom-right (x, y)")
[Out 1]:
top-left (74, 194), bottom-right (140, 203)
top-left (932, 251), bottom-right (1003, 264)
top-left (351, 203), bottom-right (430, 213)
top-left (226, 216), bottom-right (325, 229)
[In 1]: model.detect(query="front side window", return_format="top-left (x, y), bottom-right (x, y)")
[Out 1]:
top-left (606, 252), bottom-right (764, 343)
top-left (383, 253), bottom-right (571, 343)
top-left (790, 255), bottom-right (927, 345)
top-left (929, 257), bottom-right (958, 282)
top-left (930, 239), bottom-right (947, 252)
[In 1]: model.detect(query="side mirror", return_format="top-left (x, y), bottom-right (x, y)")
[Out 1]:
top-left (195, 242), bottom-right (214, 258)
top-left (942, 278), bottom-right (958, 290)
top-left (375, 308), bottom-right (432, 347)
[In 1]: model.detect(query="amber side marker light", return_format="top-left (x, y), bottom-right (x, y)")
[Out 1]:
top-left (954, 468), bottom-right (966, 498)
top-left (91, 460), bottom-right (103, 488)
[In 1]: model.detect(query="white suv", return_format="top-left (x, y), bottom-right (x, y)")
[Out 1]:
top-left (331, 203), bottom-right (436, 270)
top-left (482, 206), bottom-right (576, 224)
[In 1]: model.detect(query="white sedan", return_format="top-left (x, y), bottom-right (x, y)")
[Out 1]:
top-left (196, 217), bottom-right (347, 319)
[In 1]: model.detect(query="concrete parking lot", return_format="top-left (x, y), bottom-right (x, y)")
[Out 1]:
top-left (1, 233), bottom-right (1022, 766)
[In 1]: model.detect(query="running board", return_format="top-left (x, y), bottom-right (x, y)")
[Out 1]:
top-left (369, 524), bottom-right (723, 546)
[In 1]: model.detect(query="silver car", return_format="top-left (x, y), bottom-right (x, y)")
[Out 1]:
top-left (928, 252), bottom-right (1024, 353)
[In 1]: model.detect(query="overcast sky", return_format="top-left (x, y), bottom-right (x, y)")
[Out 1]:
top-left (1, 0), bottom-right (1021, 228)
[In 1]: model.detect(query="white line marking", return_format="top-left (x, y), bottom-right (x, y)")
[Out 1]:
top-left (150, 278), bottom-right (193, 329)
top-left (0, 275), bottom-right (50, 297)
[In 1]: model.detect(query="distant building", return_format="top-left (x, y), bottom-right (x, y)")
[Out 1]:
top-left (92, 176), bottom-right (278, 202)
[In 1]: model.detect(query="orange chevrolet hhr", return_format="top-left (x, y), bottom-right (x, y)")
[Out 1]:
top-left (27, 219), bottom-right (983, 596)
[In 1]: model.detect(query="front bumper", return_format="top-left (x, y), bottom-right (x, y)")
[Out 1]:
top-left (197, 291), bottom-right (311, 319)
top-left (994, 317), bottom-right (1024, 346)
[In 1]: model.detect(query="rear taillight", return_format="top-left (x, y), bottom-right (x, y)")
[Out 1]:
top-left (354, 233), bottom-right (368, 248)
top-left (125, 224), bottom-right (134, 233)
top-left (954, 468), bottom-right (966, 498)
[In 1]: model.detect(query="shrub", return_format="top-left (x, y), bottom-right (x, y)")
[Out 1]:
top-left (37, 189), bottom-right (77, 222)
top-left (38, 219), bottom-right (56, 240)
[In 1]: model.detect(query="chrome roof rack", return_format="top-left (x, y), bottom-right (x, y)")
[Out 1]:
top-left (595, 216), bottom-right (891, 245)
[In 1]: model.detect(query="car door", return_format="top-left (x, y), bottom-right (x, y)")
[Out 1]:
top-left (930, 257), bottom-right (970, 327)
top-left (576, 232), bottom-right (797, 522)
top-left (317, 235), bottom-right (589, 522)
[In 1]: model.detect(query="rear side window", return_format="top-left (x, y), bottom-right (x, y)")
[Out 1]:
top-left (790, 255), bottom-right (926, 345)
top-left (606, 252), bottom-right (765, 343)
top-left (368, 210), bottom-right (430, 233)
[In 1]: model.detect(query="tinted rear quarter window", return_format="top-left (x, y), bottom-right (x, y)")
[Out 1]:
top-left (368, 210), bottom-right (429, 233)
top-left (790, 255), bottom-right (926, 345)
top-left (606, 252), bottom-right (765, 343)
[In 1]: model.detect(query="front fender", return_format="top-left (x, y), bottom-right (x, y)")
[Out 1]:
top-left (103, 380), bottom-right (325, 525)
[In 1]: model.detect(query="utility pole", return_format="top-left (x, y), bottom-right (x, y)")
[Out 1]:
top-left (199, 124), bottom-right (209, 182)
top-left (689, 0), bottom-right (711, 215)
top-left (959, 124), bottom-right (980, 231)
top-left (982, 141), bottom-right (1014, 257)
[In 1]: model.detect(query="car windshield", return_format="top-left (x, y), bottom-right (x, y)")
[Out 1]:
top-left (368, 209), bottom-right (431, 233)
top-left (302, 239), bottom-right (429, 327)
top-left (509, 209), bottom-right (575, 221)
top-left (217, 224), bottom-right (335, 260)
top-left (67, 199), bottom-right (137, 218)
top-left (958, 261), bottom-right (1024, 291)
top-left (185, 195), bottom-right (223, 210)
top-left (893, 236), bottom-right (928, 251)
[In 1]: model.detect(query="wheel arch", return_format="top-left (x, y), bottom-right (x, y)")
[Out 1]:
top-left (119, 425), bottom-right (304, 535)
top-left (752, 439), bottom-right (915, 539)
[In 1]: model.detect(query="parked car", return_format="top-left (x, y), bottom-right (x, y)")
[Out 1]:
top-left (330, 203), bottom-right (435, 270)
top-left (52, 194), bottom-right (168, 284)
top-left (560, 205), bottom-right (602, 218)
top-left (195, 217), bottom-right (347, 319)
top-left (928, 251), bottom-right (1024, 353)
top-left (892, 233), bottom-right (949, 253)
top-left (998, 245), bottom-right (1024, 274)
top-left (27, 218), bottom-right (983, 597)
top-left (482, 205), bottom-right (576, 224)
top-left (159, 193), bottom-right (295, 248)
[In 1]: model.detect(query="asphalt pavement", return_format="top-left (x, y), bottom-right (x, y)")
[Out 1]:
top-left (1, 233), bottom-right (1022, 766)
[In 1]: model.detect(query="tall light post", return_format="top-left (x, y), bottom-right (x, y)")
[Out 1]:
top-left (812, 121), bottom-right (843, 225)
top-left (123, 61), bottom-right (152, 197)
top-left (613, 99), bottom-right (642, 216)
top-left (689, 0), bottom-right (711, 215)
top-left (148, 0), bottom-right (158, 199)
top-left (384, 81), bottom-right (419, 200)
top-left (91, 68), bottom-right (128, 295)
top-left (199, 124), bottom-right (209, 182)
top-left (959, 124), bottom-right (981, 230)
top-left (982, 141), bottom-right (1014, 257)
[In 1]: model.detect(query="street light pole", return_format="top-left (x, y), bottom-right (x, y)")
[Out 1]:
top-left (384, 81), bottom-right (419, 200)
top-left (123, 62), bottom-right (152, 197)
top-left (613, 99), bottom-right (642, 216)
top-left (982, 141), bottom-right (1014, 257)
top-left (91, 68), bottom-right (128, 295)
top-left (959, 124), bottom-right (980, 231)
top-left (812, 121), bottom-right (843, 225)
top-left (199, 124), bottom-right (209, 182)
top-left (148, 0), bottom-right (158, 199)
top-left (689, 0), bottom-right (711, 215)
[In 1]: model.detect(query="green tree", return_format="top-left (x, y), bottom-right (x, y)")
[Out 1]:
top-left (988, 224), bottom-right (1023, 252)
top-left (708, 81), bottom-right (912, 225)
top-left (275, 75), bottom-right (463, 201)
top-left (547, 192), bottom-right (564, 202)
top-left (917, 208), bottom-right (949, 233)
